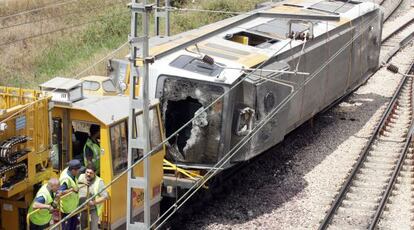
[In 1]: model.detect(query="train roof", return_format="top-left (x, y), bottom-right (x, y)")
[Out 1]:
top-left (146, 0), bottom-right (379, 87)
top-left (57, 95), bottom-right (159, 125)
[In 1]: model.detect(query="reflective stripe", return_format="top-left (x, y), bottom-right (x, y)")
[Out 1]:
top-left (83, 138), bottom-right (100, 172)
top-left (78, 174), bottom-right (105, 217)
top-left (93, 176), bottom-right (104, 217)
top-left (59, 167), bottom-right (79, 213)
top-left (28, 184), bottom-right (53, 226)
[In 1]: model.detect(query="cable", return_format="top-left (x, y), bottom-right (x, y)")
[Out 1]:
top-left (51, 5), bottom-right (381, 229)
top-left (74, 42), bottom-right (129, 78)
top-left (0, 0), bottom-right (128, 30)
top-left (152, 11), bottom-right (382, 229)
top-left (0, 0), bottom-right (79, 20)
top-left (156, 6), bottom-right (247, 15)
top-left (50, 36), bottom-right (295, 230)
top-left (0, 11), bottom-right (127, 47)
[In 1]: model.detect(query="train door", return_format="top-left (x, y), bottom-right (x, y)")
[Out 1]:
top-left (51, 108), bottom-right (102, 173)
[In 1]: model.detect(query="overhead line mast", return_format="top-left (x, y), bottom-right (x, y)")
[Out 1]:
top-left (127, 0), bottom-right (153, 229)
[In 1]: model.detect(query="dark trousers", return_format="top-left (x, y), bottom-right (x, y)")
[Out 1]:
top-left (29, 222), bottom-right (49, 230)
top-left (61, 213), bottom-right (78, 230)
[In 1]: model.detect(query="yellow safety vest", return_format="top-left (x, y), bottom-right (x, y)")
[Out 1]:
top-left (79, 174), bottom-right (105, 217)
top-left (83, 138), bottom-right (100, 173)
top-left (28, 184), bottom-right (53, 226)
top-left (59, 168), bottom-right (79, 213)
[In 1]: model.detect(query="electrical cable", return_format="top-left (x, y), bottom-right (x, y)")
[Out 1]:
top-left (51, 5), bottom-right (382, 229)
top-left (152, 11), bottom-right (382, 229)
top-left (155, 6), bottom-right (248, 15)
top-left (0, 0), bottom-right (128, 30)
top-left (0, 0), bottom-right (79, 20)
top-left (0, 11), bottom-right (127, 47)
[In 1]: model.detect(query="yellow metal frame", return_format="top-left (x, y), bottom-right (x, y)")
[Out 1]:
top-left (0, 87), bottom-right (55, 229)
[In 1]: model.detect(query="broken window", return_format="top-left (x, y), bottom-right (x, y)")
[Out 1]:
top-left (165, 97), bottom-right (202, 154)
top-left (225, 31), bottom-right (279, 48)
top-left (159, 77), bottom-right (225, 163)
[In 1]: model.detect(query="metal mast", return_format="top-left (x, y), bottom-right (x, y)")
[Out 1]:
top-left (127, 0), bottom-right (152, 228)
top-left (155, 0), bottom-right (170, 37)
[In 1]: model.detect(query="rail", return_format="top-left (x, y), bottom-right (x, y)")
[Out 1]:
top-left (369, 127), bottom-right (414, 229)
top-left (26, 184), bottom-right (94, 230)
top-left (319, 62), bottom-right (414, 229)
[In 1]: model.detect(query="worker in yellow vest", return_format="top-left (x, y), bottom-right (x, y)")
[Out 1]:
top-left (83, 124), bottom-right (100, 174)
top-left (28, 178), bottom-right (59, 230)
top-left (79, 164), bottom-right (109, 230)
top-left (58, 159), bottom-right (81, 230)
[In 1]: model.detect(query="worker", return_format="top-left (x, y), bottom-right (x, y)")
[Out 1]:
top-left (58, 159), bottom-right (81, 230)
top-left (28, 178), bottom-right (59, 230)
top-left (83, 124), bottom-right (100, 174)
top-left (79, 164), bottom-right (109, 230)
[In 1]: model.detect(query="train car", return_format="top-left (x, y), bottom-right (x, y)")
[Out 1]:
top-left (123, 0), bottom-right (382, 192)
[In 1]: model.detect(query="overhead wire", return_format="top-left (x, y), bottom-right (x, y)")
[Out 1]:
top-left (155, 6), bottom-right (248, 15)
top-left (46, 2), bottom-right (381, 228)
top-left (0, 10), bottom-right (128, 47)
top-left (0, 0), bottom-right (128, 30)
top-left (52, 8), bottom-right (381, 227)
top-left (0, 0), bottom-right (79, 20)
top-left (152, 11), bottom-right (382, 229)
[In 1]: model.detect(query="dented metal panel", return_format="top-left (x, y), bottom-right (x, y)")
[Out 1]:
top-left (151, 1), bottom-right (382, 169)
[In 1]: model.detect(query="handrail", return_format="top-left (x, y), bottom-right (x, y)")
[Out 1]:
top-left (26, 184), bottom-right (89, 230)
top-left (26, 208), bottom-right (42, 230)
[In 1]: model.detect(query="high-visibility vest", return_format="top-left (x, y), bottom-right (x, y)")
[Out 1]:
top-left (28, 184), bottom-right (54, 226)
top-left (83, 138), bottom-right (100, 172)
top-left (59, 168), bottom-right (79, 213)
top-left (79, 174), bottom-right (105, 217)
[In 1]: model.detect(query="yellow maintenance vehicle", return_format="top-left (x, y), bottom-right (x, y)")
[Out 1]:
top-left (0, 76), bottom-right (166, 229)
top-left (0, 87), bottom-right (54, 229)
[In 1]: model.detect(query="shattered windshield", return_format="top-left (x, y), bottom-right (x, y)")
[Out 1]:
top-left (159, 77), bottom-right (225, 164)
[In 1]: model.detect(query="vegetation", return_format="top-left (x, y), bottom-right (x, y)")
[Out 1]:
top-left (2, 0), bottom-right (265, 88)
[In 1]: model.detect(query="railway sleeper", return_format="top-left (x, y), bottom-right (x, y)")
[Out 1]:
top-left (345, 193), bottom-right (382, 204)
top-left (341, 200), bottom-right (379, 211)
top-left (363, 161), bottom-right (396, 170)
top-left (359, 167), bottom-right (394, 176)
top-left (332, 208), bottom-right (374, 228)
top-left (348, 186), bottom-right (386, 197)
top-left (366, 155), bottom-right (399, 162)
top-left (368, 150), bottom-right (401, 158)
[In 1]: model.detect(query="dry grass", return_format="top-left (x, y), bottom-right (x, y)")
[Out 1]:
top-left (0, 0), bottom-right (266, 88)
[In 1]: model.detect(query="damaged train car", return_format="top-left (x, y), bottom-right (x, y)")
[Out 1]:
top-left (109, 0), bottom-right (383, 193)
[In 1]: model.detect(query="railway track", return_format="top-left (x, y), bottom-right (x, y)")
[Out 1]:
top-left (319, 2), bottom-right (414, 228)
top-left (319, 63), bottom-right (414, 229)
top-left (376, 140), bottom-right (414, 228)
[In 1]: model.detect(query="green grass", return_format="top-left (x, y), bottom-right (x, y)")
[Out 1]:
top-left (26, 0), bottom-right (264, 87)
top-left (33, 7), bottom-right (130, 83)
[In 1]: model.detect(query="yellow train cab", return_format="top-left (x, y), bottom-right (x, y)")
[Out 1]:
top-left (43, 77), bottom-right (165, 229)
